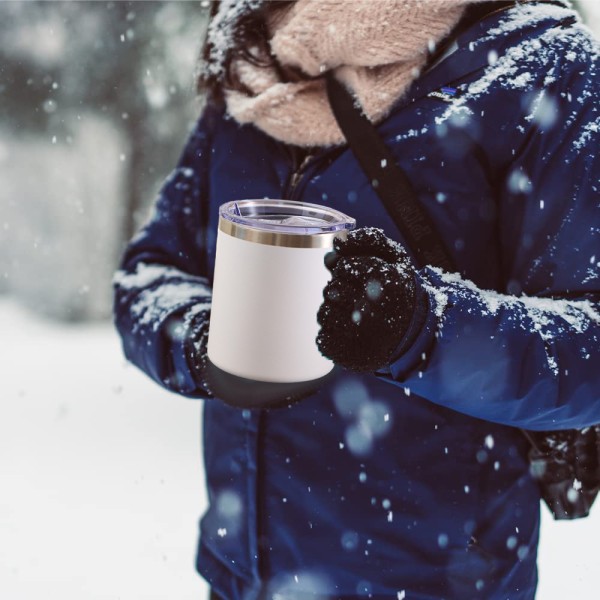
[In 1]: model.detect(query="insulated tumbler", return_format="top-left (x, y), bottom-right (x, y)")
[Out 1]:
top-left (206, 199), bottom-right (355, 408)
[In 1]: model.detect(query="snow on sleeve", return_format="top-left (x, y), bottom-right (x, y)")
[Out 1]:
top-left (421, 267), bottom-right (600, 376)
top-left (114, 263), bottom-right (211, 333)
top-left (131, 285), bottom-right (211, 332)
top-left (113, 263), bottom-right (186, 290)
top-left (573, 116), bottom-right (600, 151)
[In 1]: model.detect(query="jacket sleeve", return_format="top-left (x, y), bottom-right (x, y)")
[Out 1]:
top-left (379, 32), bottom-right (600, 431)
top-left (113, 107), bottom-right (217, 398)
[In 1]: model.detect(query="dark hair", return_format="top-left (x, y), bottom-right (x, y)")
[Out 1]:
top-left (198, 1), bottom-right (294, 104)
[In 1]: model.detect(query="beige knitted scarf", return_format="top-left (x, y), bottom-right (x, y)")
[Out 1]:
top-left (224, 0), bottom-right (486, 147)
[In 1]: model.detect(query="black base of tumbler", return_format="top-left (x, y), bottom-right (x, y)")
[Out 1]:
top-left (205, 359), bottom-right (337, 410)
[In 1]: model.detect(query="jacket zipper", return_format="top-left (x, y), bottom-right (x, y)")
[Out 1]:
top-left (255, 410), bottom-right (268, 584)
top-left (254, 151), bottom-right (315, 586)
top-left (284, 151), bottom-right (315, 200)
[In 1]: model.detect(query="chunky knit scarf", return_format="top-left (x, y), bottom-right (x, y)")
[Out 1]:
top-left (224, 0), bottom-right (486, 146)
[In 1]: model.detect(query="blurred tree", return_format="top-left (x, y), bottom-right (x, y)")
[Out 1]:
top-left (0, 0), bottom-right (209, 245)
top-left (0, 1), bottom-right (209, 319)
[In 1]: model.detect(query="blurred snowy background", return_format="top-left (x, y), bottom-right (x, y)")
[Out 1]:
top-left (0, 2), bottom-right (599, 599)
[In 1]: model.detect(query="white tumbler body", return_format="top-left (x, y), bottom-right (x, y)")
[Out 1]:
top-left (208, 232), bottom-right (332, 382)
top-left (206, 200), bottom-right (355, 384)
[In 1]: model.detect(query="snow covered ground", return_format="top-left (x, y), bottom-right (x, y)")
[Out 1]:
top-left (0, 298), bottom-right (599, 599)
top-left (0, 300), bottom-right (207, 600)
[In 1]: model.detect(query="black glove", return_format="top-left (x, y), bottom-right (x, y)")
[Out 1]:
top-left (317, 227), bottom-right (427, 372)
top-left (184, 309), bottom-right (215, 397)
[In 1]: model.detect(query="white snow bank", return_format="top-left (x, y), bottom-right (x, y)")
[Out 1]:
top-left (0, 300), bottom-right (208, 600)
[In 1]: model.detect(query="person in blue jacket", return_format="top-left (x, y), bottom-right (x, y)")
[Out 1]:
top-left (113, 1), bottom-right (600, 598)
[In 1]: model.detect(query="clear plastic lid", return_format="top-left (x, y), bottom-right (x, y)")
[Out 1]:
top-left (220, 200), bottom-right (355, 236)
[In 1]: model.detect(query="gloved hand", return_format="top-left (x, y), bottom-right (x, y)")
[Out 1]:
top-left (317, 227), bottom-right (426, 372)
top-left (184, 309), bottom-right (215, 397)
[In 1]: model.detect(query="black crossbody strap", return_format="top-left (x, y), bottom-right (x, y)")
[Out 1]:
top-left (326, 74), bottom-right (456, 272)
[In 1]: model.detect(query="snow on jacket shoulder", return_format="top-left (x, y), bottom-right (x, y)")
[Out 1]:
top-left (113, 3), bottom-right (600, 600)
top-left (379, 2), bottom-right (600, 431)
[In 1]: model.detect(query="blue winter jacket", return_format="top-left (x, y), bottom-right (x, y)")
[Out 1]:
top-left (114, 4), bottom-right (600, 599)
